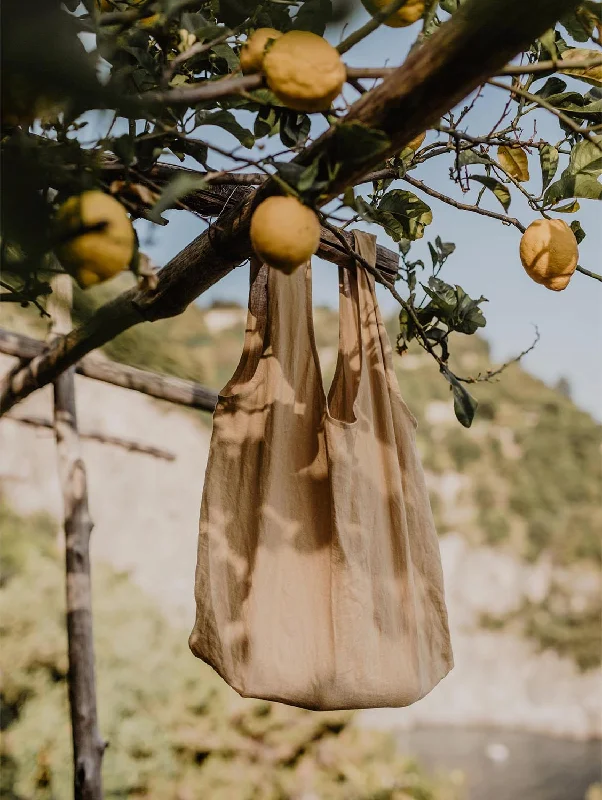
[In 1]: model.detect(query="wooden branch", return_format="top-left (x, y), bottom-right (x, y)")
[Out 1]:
top-left (0, 0), bottom-right (580, 416)
top-left (402, 173), bottom-right (526, 231)
top-left (0, 328), bottom-right (219, 412)
top-left (8, 414), bottom-right (176, 460)
top-left (48, 275), bottom-right (105, 800)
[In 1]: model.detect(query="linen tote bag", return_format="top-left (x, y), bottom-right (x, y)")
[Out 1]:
top-left (189, 230), bottom-right (453, 711)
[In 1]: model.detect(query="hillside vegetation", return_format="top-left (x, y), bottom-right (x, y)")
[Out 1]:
top-left (8, 274), bottom-right (597, 567)
top-left (0, 503), bottom-right (461, 800)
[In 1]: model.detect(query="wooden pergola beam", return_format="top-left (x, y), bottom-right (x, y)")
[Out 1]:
top-left (0, 0), bottom-right (579, 417)
top-left (0, 328), bottom-right (218, 411)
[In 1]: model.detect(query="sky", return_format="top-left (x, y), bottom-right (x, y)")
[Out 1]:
top-left (132, 6), bottom-right (602, 420)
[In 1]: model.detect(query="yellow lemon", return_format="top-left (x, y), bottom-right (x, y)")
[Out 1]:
top-left (250, 196), bottom-right (321, 274)
top-left (56, 191), bottom-right (135, 289)
top-left (519, 219), bottom-right (578, 291)
top-left (407, 131), bottom-right (426, 150)
top-left (362, 0), bottom-right (424, 28)
top-left (240, 28), bottom-right (282, 75)
top-left (263, 31), bottom-right (346, 112)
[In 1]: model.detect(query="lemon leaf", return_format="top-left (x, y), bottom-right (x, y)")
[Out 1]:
top-left (539, 144), bottom-right (559, 191)
top-left (497, 145), bottom-right (530, 182)
top-left (377, 190), bottom-right (433, 241)
top-left (440, 366), bottom-right (478, 428)
top-left (570, 219), bottom-right (587, 244)
top-left (471, 175), bottom-right (511, 211)
top-left (560, 49), bottom-right (602, 88)
top-left (553, 200), bottom-right (581, 213)
top-left (147, 173), bottom-right (208, 224)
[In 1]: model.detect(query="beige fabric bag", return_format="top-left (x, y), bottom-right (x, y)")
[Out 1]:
top-left (189, 231), bottom-right (453, 710)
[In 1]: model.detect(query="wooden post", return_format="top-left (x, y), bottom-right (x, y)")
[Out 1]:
top-left (48, 274), bottom-right (105, 800)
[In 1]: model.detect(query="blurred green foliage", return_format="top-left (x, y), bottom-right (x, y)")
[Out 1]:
top-left (0, 502), bottom-right (461, 799)
top-left (481, 583), bottom-right (602, 672)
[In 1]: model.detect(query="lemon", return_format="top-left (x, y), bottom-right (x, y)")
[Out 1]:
top-left (56, 191), bottom-right (135, 288)
top-left (519, 219), bottom-right (578, 291)
top-left (362, 0), bottom-right (424, 28)
top-left (250, 196), bottom-right (321, 274)
top-left (240, 28), bottom-right (282, 75)
top-left (263, 31), bottom-right (346, 113)
top-left (407, 131), bottom-right (426, 150)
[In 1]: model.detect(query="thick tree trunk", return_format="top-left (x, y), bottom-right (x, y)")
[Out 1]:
top-left (0, 0), bottom-right (580, 416)
top-left (49, 275), bottom-right (105, 800)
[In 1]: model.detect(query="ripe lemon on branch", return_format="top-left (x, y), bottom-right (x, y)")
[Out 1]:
top-left (263, 31), bottom-right (346, 112)
top-left (361, 0), bottom-right (425, 28)
top-left (519, 219), bottom-right (578, 291)
top-left (250, 196), bottom-right (321, 274)
top-left (55, 191), bottom-right (136, 289)
top-left (240, 28), bottom-right (282, 74)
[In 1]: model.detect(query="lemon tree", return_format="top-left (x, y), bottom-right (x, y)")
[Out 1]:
top-left (1, 0), bottom-right (601, 425)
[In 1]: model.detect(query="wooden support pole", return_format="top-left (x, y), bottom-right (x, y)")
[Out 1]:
top-left (0, 0), bottom-right (580, 417)
top-left (48, 275), bottom-right (105, 800)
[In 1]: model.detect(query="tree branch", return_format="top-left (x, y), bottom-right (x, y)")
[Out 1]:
top-left (0, 0), bottom-right (580, 416)
top-left (8, 414), bottom-right (176, 460)
top-left (402, 173), bottom-right (526, 231)
top-left (488, 78), bottom-right (602, 149)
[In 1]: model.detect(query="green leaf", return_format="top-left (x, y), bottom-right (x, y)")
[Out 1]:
top-left (554, 200), bottom-right (581, 212)
top-left (377, 190), bottom-right (433, 241)
top-left (539, 144), bottom-right (559, 191)
top-left (211, 43), bottom-right (240, 71)
top-left (534, 77), bottom-right (567, 99)
top-left (538, 29), bottom-right (558, 58)
top-left (570, 219), bottom-right (587, 244)
top-left (195, 109), bottom-right (255, 148)
top-left (457, 150), bottom-right (490, 166)
top-left (560, 9), bottom-right (596, 42)
top-left (293, 0), bottom-right (332, 35)
top-left (422, 277), bottom-right (487, 335)
top-left (279, 111), bottom-right (311, 147)
top-left (254, 106), bottom-right (279, 138)
top-left (569, 137), bottom-right (602, 176)
top-left (471, 175), bottom-right (511, 210)
top-left (333, 123), bottom-right (390, 165)
top-left (297, 158), bottom-right (322, 193)
top-left (557, 98), bottom-right (602, 121)
top-left (544, 137), bottom-right (602, 204)
top-left (147, 173), bottom-right (208, 224)
top-left (545, 173), bottom-right (602, 203)
top-left (441, 367), bottom-right (478, 428)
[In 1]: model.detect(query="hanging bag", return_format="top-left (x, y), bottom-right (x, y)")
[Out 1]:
top-left (189, 231), bottom-right (453, 710)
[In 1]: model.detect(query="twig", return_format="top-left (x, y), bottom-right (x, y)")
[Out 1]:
top-left (337, 0), bottom-right (414, 55)
top-left (459, 327), bottom-right (540, 383)
top-left (576, 265), bottom-right (602, 283)
top-left (402, 173), bottom-right (526, 231)
top-left (488, 79), bottom-right (602, 150)
top-left (8, 414), bottom-right (176, 460)
top-left (142, 74), bottom-right (262, 106)
top-left (502, 55), bottom-right (602, 75)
